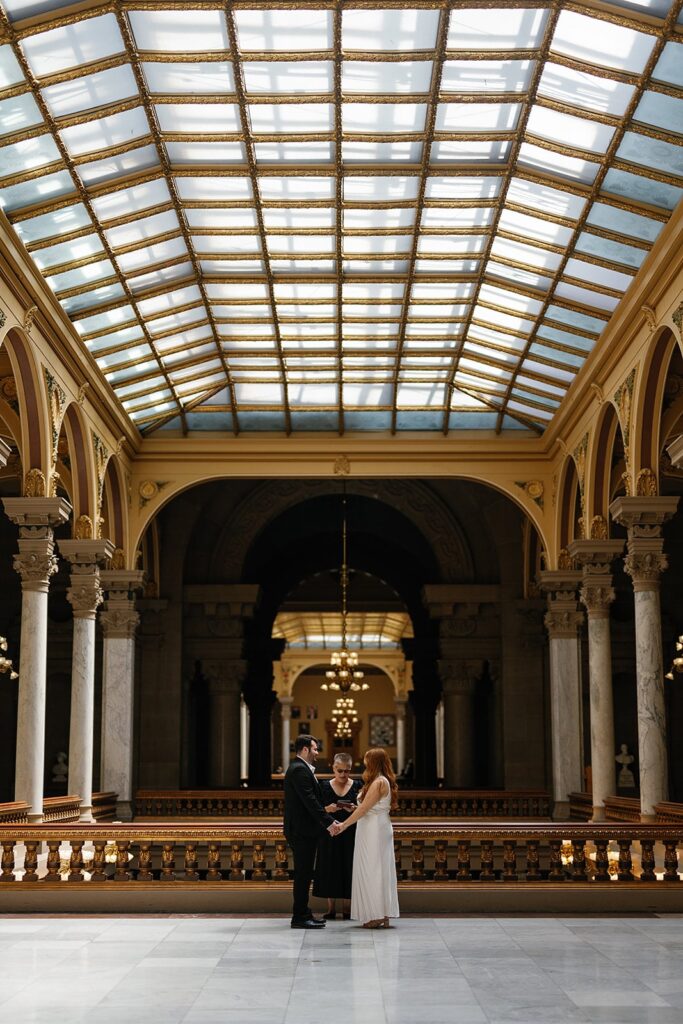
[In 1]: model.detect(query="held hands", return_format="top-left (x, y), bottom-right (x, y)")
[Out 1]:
top-left (327, 820), bottom-right (344, 837)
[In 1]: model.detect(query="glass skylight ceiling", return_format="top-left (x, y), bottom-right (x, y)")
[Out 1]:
top-left (0, 1), bottom-right (682, 435)
top-left (273, 611), bottom-right (413, 649)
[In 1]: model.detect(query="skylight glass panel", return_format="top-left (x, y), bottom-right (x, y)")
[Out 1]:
top-left (0, 45), bottom-right (24, 89)
top-left (59, 107), bottom-right (149, 158)
top-left (418, 235), bottom-right (485, 255)
top-left (259, 176), bottom-right (333, 200)
top-left (344, 103), bottom-right (427, 134)
top-left (0, 169), bottom-right (74, 213)
top-left (344, 176), bottom-right (420, 202)
top-left (156, 103), bottom-right (240, 134)
top-left (243, 62), bottom-right (333, 93)
top-left (91, 178), bottom-right (170, 221)
top-left (425, 176), bottom-right (501, 199)
top-left (22, 16), bottom-right (123, 76)
top-left (498, 209), bottom-right (573, 247)
top-left (343, 141), bottom-right (423, 163)
top-left (554, 281), bottom-right (619, 312)
top-left (618, 133), bottom-right (683, 178)
top-left (507, 177), bottom-right (585, 219)
top-left (528, 106), bottom-right (615, 155)
top-left (441, 60), bottom-right (533, 94)
top-left (518, 142), bottom-right (600, 184)
top-left (448, 8), bottom-right (548, 49)
top-left (129, 11), bottom-right (229, 52)
top-left (344, 208), bottom-right (414, 230)
top-left (263, 208), bottom-right (334, 229)
top-left (143, 62), bottom-right (235, 94)
top-left (78, 145), bottom-right (159, 187)
top-left (345, 235), bottom-right (412, 255)
top-left (249, 103), bottom-right (333, 134)
top-left (255, 142), bottom-right (332, 163)
top-left (551, 10), bottom-right (655, 74)
top-left (575, 232), bottom-right (645, 271)
top-left (117, 237), bottom-right (188, 274)
top-left (0, 93), bottom-right (43, 135)
top-left (43, 66), bottom-right (139, 119)
top-left (431, 141), bottom-right (510, 163)
top-left (188, 209), bottom-right (259, 229)
top-left (49, 258), bottom-right (115, 293)
top-left (602, 167), bottom-right (682, 210)
top-left (437, 102), bottom-right (520, 132)
top-left (635, 92), bottom-right (683, 135)
top-left (537, 62), bottom-right (634, 116)
top-left (268, 235), bottom-right (334, 254)
top-left (235, 10), bottom-right (332, 51)
top-left (586, 202), bottom-right (662, 243)
top-left (565, 258), bottom-right (633, 292)
top-left (34, 233), bottom-right (103, 270)
top-left (0, 134), bottom-right (61, 175)
top-left (195, 235), bottom-right (261, 255)
top-left (176, 177), bottom-right (252, 201)
top-left (652, 42), bottom-right (683, 88)
top-left (487, 261), bottom-right (552, 290)
top-left (342, 61), bottom-right (433, 94)
top-left (342, 9), bottom-right (440, 51)
top-left (422, 207), bottom-right (492, 228)
top-left (165, 142), bottom-right (246, 165)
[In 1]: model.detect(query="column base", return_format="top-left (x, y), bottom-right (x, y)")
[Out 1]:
top-left (79, 807), bottom-right (94, 823)
top-left (552, 800), bottom-right (570, 821)
top-left (27, 812), bottom-right (43, 825)
top-left (640, 811), bottom-right (657, 824)
top-left (591, 805), bottom-right (606, 822)
top-left (115, 800), bottom-right (134, 822)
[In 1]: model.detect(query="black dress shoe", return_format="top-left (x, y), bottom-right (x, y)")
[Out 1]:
top-left (291, 918), bottom-right (326, 929)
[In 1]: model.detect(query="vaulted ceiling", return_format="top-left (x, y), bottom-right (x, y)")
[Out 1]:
top-left (0, 1), bottom-right (682, 435)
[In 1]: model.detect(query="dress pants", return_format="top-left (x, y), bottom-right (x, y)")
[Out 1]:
top-left (289, 836), bottom-right (317, 920)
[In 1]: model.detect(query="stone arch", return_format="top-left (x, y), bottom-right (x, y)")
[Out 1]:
top-left (586, 400), bottom-right (621, 533)
top-left (277, 650), bottom-right (410, 699)
top-left (61, 402), bottom-right (97, 532)
top-left (633, 326), bottom-right (678, 491)
top-left (101, 454), bottom-right (128, 558)
top-left (214, 479), bottom-right (475, 584)
top-left (557, 455), bottom-right (581, 554)
top-left (1, 327), bottom-right (51, 491)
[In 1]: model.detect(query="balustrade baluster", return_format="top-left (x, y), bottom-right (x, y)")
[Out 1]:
top-left (1, 840), bottom-right (15, 882)
top-left (434, 840), bottom-right (448, 880)
top-left (23, 841), bottom-right (38, 883)
top-left (664, 840), bottom-right (680, 882)
top-left (69, 840), bottom-right (85, 882)
top-left (594, 839), bottom-right (610, 882)
top-left (206, 842), bottom-right (222, 881)
top-left (548, 839), bottom-right (564, 881)
top-left (184, 843), bottom-right (199, 880)
top-left (457, 840), bottom-right (471, 880)
top-left (411, 840), bottom-right (425, 881)
top-left (251, 841), bottom-right (267, 881)
top-left (571, 840), bottom-right (587, 881)
top-left (115, 840), bottom-right (131, 881)
top-left (230, 841), bottom-right (244, 880)
top-left (91, 840), bottom-right (107, 882)
top-left (160, 842), bottom-right (176, 881)
top-left (394, 839), bottom-right (402, 880)
top-left (525, 839), bottom-right (541, 881)
top-left (136, 841), bottom-right (153, 881)
top-left (617, 839), bottom-right (633, 881)
top-left (503, 840), bottom-right (517, 881)
top-left (640, 840), bottom-right (656, 882)
top-left (273, 842), bottom-right (289, 879)
top-left (43, 840), bottom-right (61, 882)
top-left (479, 839), bottom-right (495, 880)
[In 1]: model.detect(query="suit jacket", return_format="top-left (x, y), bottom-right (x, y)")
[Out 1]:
top-left (283, 758), bottom-right (333, 842)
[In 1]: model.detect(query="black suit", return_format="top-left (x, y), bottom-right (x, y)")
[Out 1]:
top-left (284, 757), bottom-right (333, 921)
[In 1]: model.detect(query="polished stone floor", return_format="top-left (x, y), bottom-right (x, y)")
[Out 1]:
top-left (1, 915), bottom-right (683, 1024)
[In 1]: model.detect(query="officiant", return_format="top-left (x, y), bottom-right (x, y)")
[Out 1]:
top-left (313, 752), bottom-right (361, 920)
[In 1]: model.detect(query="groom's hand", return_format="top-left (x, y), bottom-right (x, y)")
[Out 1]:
top-left (327, 821), bottom-right (342, 836)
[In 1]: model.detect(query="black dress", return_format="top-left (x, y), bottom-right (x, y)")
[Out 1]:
top-left (313, 779), bottom-right (361, 899)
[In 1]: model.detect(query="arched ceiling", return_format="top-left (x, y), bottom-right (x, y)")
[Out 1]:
top-left (0, 1), bottom-right (682, 436)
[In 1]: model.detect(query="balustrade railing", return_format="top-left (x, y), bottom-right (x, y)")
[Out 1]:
top-left (0, 822), bottom-right (680, 886)
top-left (134, 789), bottom-right (551, 819)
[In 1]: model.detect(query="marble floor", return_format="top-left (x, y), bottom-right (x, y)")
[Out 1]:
top-left (1, 916), bottom-right (683, 1024)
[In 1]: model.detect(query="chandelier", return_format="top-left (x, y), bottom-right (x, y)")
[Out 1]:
top-left (331, 696), bottom-right (359, 738)
top-left (321, 491), bottom-right (369, 694)
top-left (665, 634), bottom-right (683, 680)
top-left (0, 636), bottom-right (18, 680)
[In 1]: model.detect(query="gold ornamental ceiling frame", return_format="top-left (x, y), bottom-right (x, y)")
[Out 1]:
top-left (0, 0), bottom-right (682, 436)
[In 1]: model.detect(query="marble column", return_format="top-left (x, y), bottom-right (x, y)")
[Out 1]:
top-left (395, 697), bottom-right (407, 773)
top-left (240, 699), bottom-right (249, 781)
top-left (610, 496), bottom-right (680, 819)
top-left (3, 497), bottom-right (71, 822)
top-left (60, 539), bottom-right (114, 821)
top-left (99, 569), bottom-right (144, 820)
top-left (205, 660), bottom-right (244, 788)
top-left (569, 541), bottom-right (624, 822)
top-left (539, 570), bottom-right (584, 820)
top-left (280, 695), bottom-right (293, 768)
top-left (440, 661), bottom-right (477, 788)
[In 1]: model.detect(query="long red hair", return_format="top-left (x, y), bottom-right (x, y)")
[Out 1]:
top-left (360, 747), bottom-right (398, 811)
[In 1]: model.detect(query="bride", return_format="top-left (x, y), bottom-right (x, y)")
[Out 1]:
top-left (334, 747), bottom-right (400, 928)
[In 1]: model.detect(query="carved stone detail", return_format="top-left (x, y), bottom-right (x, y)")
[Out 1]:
top-left (641, 304), bottom-right (656, 333)
top-left (557, 548), bottom-right (574, 570)
top-left (590, 382), bottom-right (604, 405)
top-left (23, 468), bottom-right (46, 498)
top-left (614, 368), bottom-right (636, 475)
top-left (13, 539), bottom-right (58, 592)
top-left (67, 571), bottom-right (104, 618)
top-left (100, 607), bottom-right (140, 639)
top-left (23, 306), bottom-right (37, 336)
top-left (590, 515), bottom-right (608, 540)
top-left (544, 608), bottom-right (584, 638)
top-left (623, 550), bottom-right (668, 589)
top-left (516, 479), bottom-right (544, 507)
top-left (333, 455), bottom-right (350, 476)
top-left (672, 301), bottom-right (683, 340)
top-left (580, 582), bottom-right (616, 614)
top-left (635, 467), bottom-right (658, 497)
top-left (111, 547), bottom-right (126, 570)
top-left (74, 514), bottom-right (94, 540)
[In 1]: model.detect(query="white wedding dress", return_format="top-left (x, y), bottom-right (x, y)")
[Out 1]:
top-left (351, 776), bottom-right (400, 923)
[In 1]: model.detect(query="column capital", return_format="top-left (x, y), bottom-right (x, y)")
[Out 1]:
top-left (206, 659), bottom-right (247, 695)
top-left (59, 538), bottom-right (115, 567)
top-left (439, 659), bottom-right (479, 695)
top-left (12, 531), bottom-right (59, 593)
top-left (60, 539), bottom-right (114, 620)
top-left (3, 496), bottom-right (71, 530)
top-left (537, 569), bottom-right (582, 598)
top-left (279, 695), bottom-right (293, 719)
top-left (580, 579), bottom-right (616, 617)
top-left (100, 569), bottom-right (146, 600)
top-left (609, 495), bottom-right (679, 532)
top-left (100, 605), bottom-right (139, 639)
top-left (624, 541), bottom-right (668, 592)
top-left (394, 696), bottom-right (408, 719)
top-left (544, 605), bottom-right (584, 639)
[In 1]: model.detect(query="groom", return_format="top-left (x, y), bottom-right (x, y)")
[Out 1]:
top-left (283, 734), bottom-right (337, 929)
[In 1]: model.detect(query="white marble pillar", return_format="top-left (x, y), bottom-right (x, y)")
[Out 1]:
top-left (99, 570), bottom-right (144, 820)
top-left (205, 661), bottom-right (244, 788)
top-left (568, 542), bottom-right (625, 823)
top-left (60, 539), bottom-right (114, 822)
top-left (611, 496), bottom-right (679, 820)
top-left (3, 497), bottom-right (71, 823)
top-left (280, 695), bottom-right (293, 768)
top-left (541, 583), bottom-right (584, 820)
top-left (441, 668), bottom-right (477, 788)
top-left (395, 697), bottom-right (407, 773)
top-left (240, 699), bottom-right (249, 781)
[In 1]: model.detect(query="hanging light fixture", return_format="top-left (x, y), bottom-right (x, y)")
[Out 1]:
top-left (321, 490), bottom-right (369, 694)
top-left (0, 636), bottom-right (18, 680)
top-left (665, 634), bottom-right (683, 680)
top-left (330, 695), bottom-right (360, 738)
